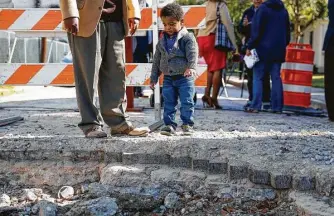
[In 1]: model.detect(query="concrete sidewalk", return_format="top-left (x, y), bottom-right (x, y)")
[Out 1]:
top-left (227, 76), bottom-right (327, 110)
top-left (0, 88), bottom-right (334, 195)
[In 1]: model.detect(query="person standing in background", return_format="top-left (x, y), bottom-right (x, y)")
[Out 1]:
top-left (324, 0), bottom-right (334, 122)
top-left (238, 0), bottom-right (271, 111)
top-left (197, 0), bottom-right (238, 109)
top-left (245, 0), bottom-right (290, 113)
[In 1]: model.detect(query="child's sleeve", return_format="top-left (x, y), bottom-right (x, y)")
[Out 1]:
top-left (185, 34), bottom-right (199, 71)
top-left (150, 43), bottom-right (162, 85)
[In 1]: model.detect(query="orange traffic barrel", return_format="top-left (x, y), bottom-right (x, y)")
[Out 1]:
top-left (281, 44), bottom-right (315, 108)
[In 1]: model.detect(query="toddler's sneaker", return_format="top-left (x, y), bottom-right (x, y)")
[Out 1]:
top-left (181, 125), bottom-right (194, 136)
top-left (160, 125), bottom-right (176, 136)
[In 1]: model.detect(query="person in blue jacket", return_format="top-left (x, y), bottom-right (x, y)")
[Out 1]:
top-left (324, 0), bottom-right (334, 121)
top-left (238, 0), bottom-right (271, 111)
top-left (245, 0), bottom-right (290, 113)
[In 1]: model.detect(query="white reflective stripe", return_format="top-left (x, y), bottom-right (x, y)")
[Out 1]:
top-left (8, 10), bottom-right (47, 30)
top-left (126, 64), bottom-right (207, 86)
top-left (56, 22), bottom-right (63, 31)
top-left (28, 64), bottom-right (67, 85)
top-left (281, 62), bottom-right (313, 72)
top-left (0, 64), bottom-right (17, 84)
top-left (126, 63), bottom-right (152, 86)
top-left (198, 18), bottom-right (206, 29)
top-left (0, 63), bottom-right (208, 86)
top-left (283, 84), bottom-right (312, 93)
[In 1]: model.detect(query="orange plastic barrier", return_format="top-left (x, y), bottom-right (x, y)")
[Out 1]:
top-left (281, 44), bottom-right (315, 108)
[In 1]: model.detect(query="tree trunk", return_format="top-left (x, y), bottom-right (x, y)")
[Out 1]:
top-left (294, 0), bottom-right (301, 43)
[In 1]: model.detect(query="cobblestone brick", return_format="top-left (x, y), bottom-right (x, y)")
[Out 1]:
top-left (248, 166), bottom-right (270, 185)
top-left (122, 153), bottom-right (170, 165)
top-left (293, 175), bottom-right (315, 191)
top-left (270, 172), bottom-right (292, 189)
top-left (209, 160), bottom-right (228, 174)
top-left (170, 156), bottom-right (192, 168)
top-left (228, 161), bottom-right (248, 180)
top-left (193, 159), bottom-right (209, 172)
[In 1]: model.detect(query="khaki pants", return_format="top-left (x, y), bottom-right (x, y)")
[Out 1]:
top-left (68, 21), bottom-right (131, 133)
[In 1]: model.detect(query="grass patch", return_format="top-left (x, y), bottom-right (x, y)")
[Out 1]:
top-left (0, 86), bottom-right (16, 97)
top-left (312, 74), bottom-right (324, 89)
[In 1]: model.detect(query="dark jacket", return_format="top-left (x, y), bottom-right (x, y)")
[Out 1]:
top-left (238, 5), bottom-right (256, 43)
top-left (323, 0), bottom-right (334, 51)
top-left (247, 0), bottom-right (290, 63)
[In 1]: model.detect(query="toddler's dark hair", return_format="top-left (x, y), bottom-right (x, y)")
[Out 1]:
top-left (160, 3), bottom-right (184, 21)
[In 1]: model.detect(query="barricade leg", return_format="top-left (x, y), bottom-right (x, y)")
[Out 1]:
top-left (8, 37), bottom-right (17, 63)
top-left (125, 36), bottom-right (143, 112)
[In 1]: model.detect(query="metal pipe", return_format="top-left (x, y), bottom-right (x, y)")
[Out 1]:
top-left (8, 37), bottom-right (17, 63)
top-left (41, 37), bottom-right (47, 63)
top-left (152, 0), bottom-right (161, 121)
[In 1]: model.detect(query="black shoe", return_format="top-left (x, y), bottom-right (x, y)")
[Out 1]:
top-left (244, 107), bottom-right (259, 113)
top-left (269, 109), bottom-right (283, 114)
top-left (243, 101), bottom-right (251, 110)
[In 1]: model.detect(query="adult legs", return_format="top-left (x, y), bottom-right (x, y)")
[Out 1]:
top-left (269, 63), bottom-right (283, 112)
top-left (67, 27), bottom-right (103, 134)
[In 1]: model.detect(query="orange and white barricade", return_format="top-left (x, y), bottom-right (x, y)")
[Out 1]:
top-left (0, 3), bottom-right (207, 120)
top-left (0, 7), bottom-right (205, 33)
top-left (0, 63), bottom-right (208, 86)
top-left (281, 44), bottom-right (315, 108)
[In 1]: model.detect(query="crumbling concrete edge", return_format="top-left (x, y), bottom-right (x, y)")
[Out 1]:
top-left (1, 149), bottom-right (328, 195)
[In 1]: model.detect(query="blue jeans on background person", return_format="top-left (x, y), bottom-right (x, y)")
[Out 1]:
top-left (252, 61), bottom-right (283, 112)
top-left (162, 75), bottom-right (195, 129)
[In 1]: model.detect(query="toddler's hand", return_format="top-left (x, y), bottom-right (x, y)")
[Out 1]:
top-left (184, 69), bottom-right (196, 78)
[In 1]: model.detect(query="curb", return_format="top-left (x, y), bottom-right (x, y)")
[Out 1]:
top-left (227, 79), bottom-right (327, 111)
top-left (0, 148), bottom-right (327, 194)
top-left (311, 99), bottom-right (327, 110)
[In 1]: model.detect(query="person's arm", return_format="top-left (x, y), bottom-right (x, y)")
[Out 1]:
top-left (220, 3), bottom-right (238, 51)
top-left (150, 43), bottom-right (162, 88)
top-left (127, 0), bottom-right (141, 35)
top-left (247, 6), bottom-right (265, 50)
top-left (59, 0), bottom-right (79, 20)
top-left (59, 0), bottom-right (80, 34)
top-left (127, 0), bottom-right (141, 19)
top-left (185, 34), bottom-right (199, 75)
top-left (238, 11), bottom-right (247, 35)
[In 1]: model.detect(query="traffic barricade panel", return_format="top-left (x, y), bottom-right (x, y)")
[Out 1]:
top-left (0, 63), bottom-right (208, 87)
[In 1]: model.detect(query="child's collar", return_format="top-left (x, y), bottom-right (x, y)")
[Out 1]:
top-left (163, 27), bottom-right (188, 39)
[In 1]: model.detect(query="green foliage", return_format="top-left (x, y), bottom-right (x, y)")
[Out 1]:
top-left (312, 74), bottom-right (324, 88)
top-left (225, 0), bottom-right (253, 44)
top-left (283, 0), bottom-right (327, 41)
top-left (225, 0), bottom-right (252, 26)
